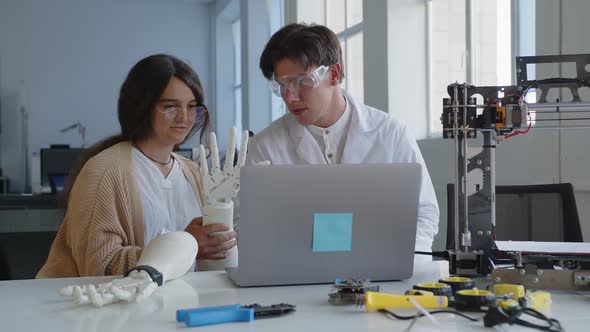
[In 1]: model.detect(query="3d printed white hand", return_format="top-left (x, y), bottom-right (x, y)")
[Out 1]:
top-left (196, 128), bottom-right (248, 271)
top-left (59, 231), bottom-right (198, 307)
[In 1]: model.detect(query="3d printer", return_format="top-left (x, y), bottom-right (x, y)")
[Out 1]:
top-left (442, 53), bottom-right (590, 290)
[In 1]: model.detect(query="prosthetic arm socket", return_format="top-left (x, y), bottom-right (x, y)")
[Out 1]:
top-left (135, 231), bottom-right (198, 283)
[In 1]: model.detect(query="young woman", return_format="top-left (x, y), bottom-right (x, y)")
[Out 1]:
top-left (37, 54), bottom-right (236, 278)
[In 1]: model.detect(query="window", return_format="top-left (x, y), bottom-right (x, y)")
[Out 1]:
top-left (232, 19), bottom-right (242, 135)
top-left (267, 0), bottom-right (286, 120)
top-left (213, 0), bottom-right (241, 150)
top-left (215, 0), bottom-right (284, 140)
top-left (472, 0), bottom-right (512, 87)
top-left (429, 0), bottom-right (513, 135)
top-left (295, 0), bottom-right (364, 102)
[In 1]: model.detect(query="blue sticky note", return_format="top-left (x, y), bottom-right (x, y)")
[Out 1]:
top-left (312, 213), bottom-right (353, 252)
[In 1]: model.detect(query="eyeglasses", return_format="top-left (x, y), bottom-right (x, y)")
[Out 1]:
top-left (158, 105), bottom-right (207, 123)
top-left (269, 65), bottom-right (330, 98)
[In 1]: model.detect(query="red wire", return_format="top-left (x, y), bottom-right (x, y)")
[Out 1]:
top-left (504, 112), bottom-right (532, 139)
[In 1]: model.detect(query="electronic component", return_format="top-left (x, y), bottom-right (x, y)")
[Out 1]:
top-left (328, 278), bottom-right (379, 305)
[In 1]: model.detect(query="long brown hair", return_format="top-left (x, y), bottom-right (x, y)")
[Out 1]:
top-left (61, 54), bottom-right (210, 208)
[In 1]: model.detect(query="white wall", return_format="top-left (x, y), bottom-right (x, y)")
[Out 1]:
top-left (0, 0), bottom-right (211, 192)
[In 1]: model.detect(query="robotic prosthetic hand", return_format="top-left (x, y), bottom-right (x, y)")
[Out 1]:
top-left (59, 231), bottom-right (198, 307)
top-left (196, 128), bottom-right (249, 271)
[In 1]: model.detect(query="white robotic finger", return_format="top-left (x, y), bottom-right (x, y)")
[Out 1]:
top-left (88, 285), bottom-right (112, 307)
top-left (73, 286), bottom-right (90, 305)
top-left (237, 130), bottom-right (249, 167)
top-left (198, 144), bottom-right (209, 180)
top-left (110, 286), bottom-right (134, 302)
top-left (59, 285), bottom-right (74, 297)
top-left (224, 127), bottom-right (236, 172)
top-left (95, 293), bottom-right (116, 307)
top-left (209, 132), bottom-right (221, 180)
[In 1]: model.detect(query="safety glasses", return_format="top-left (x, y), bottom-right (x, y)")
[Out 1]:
top-left (158, 105), bottom-right (207, 123)
top-left (269, 65), bottom-right (330, 97)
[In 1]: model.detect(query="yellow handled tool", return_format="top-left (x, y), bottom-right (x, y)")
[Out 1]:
top-left (365, 291), bottom-right (448, 311)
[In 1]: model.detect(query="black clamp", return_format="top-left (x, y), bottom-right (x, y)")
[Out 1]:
top-left (125, 265), bottom-right (164, 286)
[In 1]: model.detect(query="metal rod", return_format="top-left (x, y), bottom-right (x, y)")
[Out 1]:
top-left (530, 110), bottom-right (590, 114)
top-left (445, 125), bottom-right (590, 133)
top-left (466, 127), bottom-right (590, 131)
top-left (453, 86), bottom-right (460, 253)
top-left (443, 104), bottom-right (495, 108)
top-left (524, 102), bottom-right (590, 110)
top-left (490, 132), bottom-right (496, 229)
top-left (528, 125), bottom-right (590, 130)
top-left (453, 85), bottom-right (460, 254)
top-left (21, 106), bottom-right (29, 193)
top-left (532, 117), bottom-right (590, 121)
top-left (462, 84), bottom-right (470, 252)
top-left (442, 102), bottom-right (590, 110)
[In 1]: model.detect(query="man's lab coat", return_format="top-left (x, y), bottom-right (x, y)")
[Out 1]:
top-left (246, 89), bottom-right (439, 252)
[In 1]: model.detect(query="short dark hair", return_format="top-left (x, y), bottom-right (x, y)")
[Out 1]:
top-left (259, 23), bottom-right (344, 83)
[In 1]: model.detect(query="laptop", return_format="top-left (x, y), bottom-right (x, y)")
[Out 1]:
top-left (227, 163), bottom-right (422, 287)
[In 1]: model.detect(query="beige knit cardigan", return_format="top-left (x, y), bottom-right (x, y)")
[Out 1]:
top-left (36, 141), bottom-right (204, 278)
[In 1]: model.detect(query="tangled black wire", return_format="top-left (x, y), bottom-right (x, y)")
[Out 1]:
top-left (380, 305), bottom-right (563, 332)
top-left (483, 305), bottom-right (563, 332)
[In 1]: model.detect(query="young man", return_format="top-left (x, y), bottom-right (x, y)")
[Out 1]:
top-left (247, 23), bottom-right (439, 252)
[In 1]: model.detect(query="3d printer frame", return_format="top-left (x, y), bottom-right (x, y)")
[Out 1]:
top-left (441, 53), bottom-right (590, 277)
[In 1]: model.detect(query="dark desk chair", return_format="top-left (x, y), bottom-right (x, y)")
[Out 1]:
top-left (446, 183), bottom-right (583, 250)
top-left (0, 195), bottom-right (62, 280)
top-left (0, 232), bottom-right (57, 280)
top-left (0, 245), bottom-right (9, 280)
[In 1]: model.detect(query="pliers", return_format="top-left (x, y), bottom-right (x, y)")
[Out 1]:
top-left (176, 303), bottom-right (296, 327)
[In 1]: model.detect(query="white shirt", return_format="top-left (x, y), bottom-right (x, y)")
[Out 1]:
top-left (246, 89), bottom-right (440, 252)
top-left (132, 148), bottom-right (202, 245)
top-left (306, 96), bottom-right (352, 164)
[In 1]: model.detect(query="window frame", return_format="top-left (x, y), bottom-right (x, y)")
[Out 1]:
top-left (427, 0), bottom-right (518, 137)
top-left (231, 18), bottom-right (242, 135)
top-left (290, 0), bottom-right (364, 101)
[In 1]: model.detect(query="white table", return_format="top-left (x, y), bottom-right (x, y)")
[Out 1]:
top-left (1, 260), bottom-right (589, 331)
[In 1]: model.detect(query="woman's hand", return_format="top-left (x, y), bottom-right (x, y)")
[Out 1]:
top-left (184, 217), bottom-right (237, 260)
